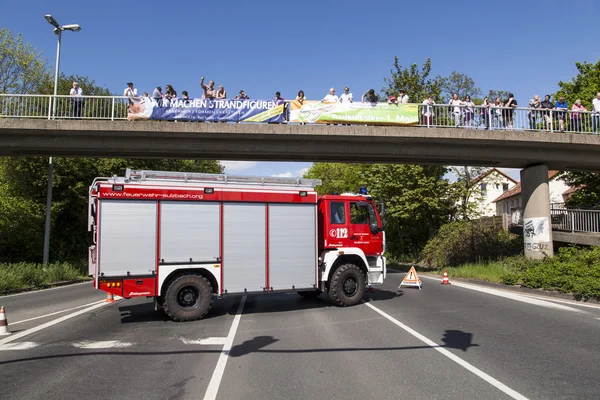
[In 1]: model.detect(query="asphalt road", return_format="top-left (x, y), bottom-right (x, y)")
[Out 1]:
top-left (1, 271), bottom-right (599, 400)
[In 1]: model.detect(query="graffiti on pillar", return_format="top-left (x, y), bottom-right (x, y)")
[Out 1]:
top-left (523, 217), bottom-right (550, 251)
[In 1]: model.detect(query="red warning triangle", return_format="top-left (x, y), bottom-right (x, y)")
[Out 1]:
top-left (399, 266), bottom-right (422, 290)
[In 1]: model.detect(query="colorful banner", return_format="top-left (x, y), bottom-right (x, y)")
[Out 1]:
top-left (127, 97), bottom-right (284, 122)
top-left (289, 100), bottom-right (419, 125)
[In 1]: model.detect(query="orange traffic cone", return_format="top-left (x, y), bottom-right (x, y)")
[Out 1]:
top-left (104, 292), bottom-right (115, 303)
top-left (441, 270), bottom-right (451, 285)
top-left (0, 306), bottom-right (10, 335)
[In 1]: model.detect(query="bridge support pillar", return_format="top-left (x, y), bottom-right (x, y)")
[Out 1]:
top-left (521, 164), bottom-right (554, 259)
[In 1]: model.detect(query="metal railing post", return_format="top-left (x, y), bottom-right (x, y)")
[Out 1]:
top-left (111, 98), bottom-right (115, 121)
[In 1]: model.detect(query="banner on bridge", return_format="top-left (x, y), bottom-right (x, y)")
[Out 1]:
top-left (288, 100), bottom-right (419, 125)
top-left (126, 97), bottom-right (285, 122)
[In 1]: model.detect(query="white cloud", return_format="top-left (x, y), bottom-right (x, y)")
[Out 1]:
top-left (272, 172), bottom-right (294, 178)
top-left (297, 167), bottom-right (310, 177)
top-left (220, 161), bottom-right (257, 172)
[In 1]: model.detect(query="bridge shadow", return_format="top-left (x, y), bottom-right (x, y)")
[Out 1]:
top-left (0, 330), bottom-right (479, 366)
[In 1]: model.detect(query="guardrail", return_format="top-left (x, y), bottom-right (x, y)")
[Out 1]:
top-left (510, 205), bottom-right (600, 233)
top-left (1, 94), bottom-right (598, 134)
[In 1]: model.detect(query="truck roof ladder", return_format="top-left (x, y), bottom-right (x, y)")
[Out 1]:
top-left (124, 169), bottom-right (322, 189)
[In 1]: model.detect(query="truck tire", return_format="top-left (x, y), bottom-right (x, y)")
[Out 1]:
top-left (328, 263), bottom-right (365, 307)
top-left (163, 274), bottom-right (213, 322)
top-left (297, 289), bottom-right (322, 299)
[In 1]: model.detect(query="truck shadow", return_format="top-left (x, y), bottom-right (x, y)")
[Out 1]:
top-left (118, 288), bottom-right (403, 323)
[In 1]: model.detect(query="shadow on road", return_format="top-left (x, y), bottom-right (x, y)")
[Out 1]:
top-left (0, 330), bottom-right (479, 366)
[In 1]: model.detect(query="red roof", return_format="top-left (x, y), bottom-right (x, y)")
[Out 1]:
top-left (492, 170), bottom-right (561, 203)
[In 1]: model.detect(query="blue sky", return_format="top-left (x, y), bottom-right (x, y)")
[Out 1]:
top-left (1, 0), bottom-right (599, 182)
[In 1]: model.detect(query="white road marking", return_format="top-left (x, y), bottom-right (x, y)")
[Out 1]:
top-left (72, 340), bottom-right (132, 349)
top-left (9, 300), bottom-right (105, 326)
top-left (520, 294), bottom-right (600, 310)
top-left (203, 295), bottom-right (247, 400)
top-left (420, 275), bottom-right (584, 313)
top-left (364, 301), bottom-right (529, 400)
top-left (0, 281), bottom-right (90, 299)
top-left (0, 341), bottom-right (39, 351)
top-left (0, 300), bottom-right (116, 346)
top-left (181, 337), bottom-right (227, 346)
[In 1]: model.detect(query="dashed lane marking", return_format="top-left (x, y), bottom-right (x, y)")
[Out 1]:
top-left (181, 337), bottom-right (227, 346)
top-left (0, 342), bottom-right (39, 351)
top-left (72, 340), bottom-right (132, 349)
top-left (364, 301), bottom-right (529, 400)
top-left (203, 295), bottom-right (247, 400)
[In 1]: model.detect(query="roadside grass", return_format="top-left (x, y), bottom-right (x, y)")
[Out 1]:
top-left (388, 261), bottom-right (511, 283)
top-left (0, 262), bottom-right (88, 295)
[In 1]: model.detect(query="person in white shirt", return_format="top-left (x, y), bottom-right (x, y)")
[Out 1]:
top-left (339, 86), bottom-right (353, 103)
top-left (422, 97), bottom-right (436, 126)
top-left (399, 89), bottom-right (409, 103)
top-left (69, 81), bottom-right (84, 118)
top-left (124, 82), bottom-right (137, 97)
top-left (322, 88), bottom-right (339, 103)
top-left (592, 92), bottom-right (600, 134)
top-left (448, 93), bottom-right (462, 127)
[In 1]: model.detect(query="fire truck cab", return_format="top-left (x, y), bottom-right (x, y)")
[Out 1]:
top-left (89, 169), bottom-right (386, 321)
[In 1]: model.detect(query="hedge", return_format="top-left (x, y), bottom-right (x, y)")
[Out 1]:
top-left (0, 262), bottom-right (87, 294)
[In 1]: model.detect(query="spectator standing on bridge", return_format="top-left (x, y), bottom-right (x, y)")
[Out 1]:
top-left (216, 85), bottom-right (227, 99)
top-left (165, 85), bottom-right (177, 101)
top-left (528, 95), bottom-right (542, 130)
top-left (541, 95), bottom-right (554, 131)
top-left (399, 89), bottom-right (409, 104)
top-left (124, 82), bottom-right (137, 97)
top-left (492, 97), bottom-right (504, 129)
top-left (592, 92), bottom-right (600, 134)
top-left (295, 90), bottom-right (306, 105)
top-left (422, 96), bottom-right (435, 126)
top-left (463, 95), bottom-right (475, 128)
top-left (200, 77), bottom-right (217, 99)
top-left (449, 93), bottom-right (462, 127)
top-left (570, 99), bottom-right (586, 132)
top-left (503, 93), bottom-right (517, 130)
top-left (480, 97), bottom-right (491, 129)
top-left (339, 86), bottom-right (353, 103)
top-left (69, 81), bottom-right (84, 119)
top-left (554, 96), bottom-right (569, 132)
top-left (322, 88), bottom-right (339, 103)
top-left (362, 89), bottom-right (379, 103)
top-left (234, 90), bottom-right (249, 100)
top-left (152, 87), bottom-right (164, 106)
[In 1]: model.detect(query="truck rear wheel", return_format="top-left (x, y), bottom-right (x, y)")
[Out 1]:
top-left (163, 274), bottom-right (213, 322)
top-left (328, 263), bottom-right (365, 307)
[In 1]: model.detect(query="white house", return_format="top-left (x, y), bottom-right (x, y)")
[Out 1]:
top-left (493, 170), bottom-right (571, 220)
top-left (469, 168), bottom-right (518, 217)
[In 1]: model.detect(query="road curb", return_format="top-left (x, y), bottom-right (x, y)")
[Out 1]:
top-left (390, 267), bottom-right (600, 305)
top-left (0, 278), bottom-right (92, 296)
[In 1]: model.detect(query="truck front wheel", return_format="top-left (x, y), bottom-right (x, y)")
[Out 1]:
top-left (328, 264), bottom-right (365, 307)
top-left (163, 274), bottom-right (213, 322)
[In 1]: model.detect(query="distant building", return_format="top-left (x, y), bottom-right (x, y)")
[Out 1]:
top-left (468, 168), bottom-right (518, 217)
top-left (493, 170), bottom-right (572, 222)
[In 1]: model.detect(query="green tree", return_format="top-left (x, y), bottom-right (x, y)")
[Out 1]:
top-left (439, 71), bottom-right (482, 102)
top-left (0, 28), bottom-right (51, 93)
top-left (450, 166), bottom-right (489, 220)
top-left (37, 73), bottom-right (112, 96)
top-left (361, 164), bottom-right (454, 258)
top-left (303, 162), bottom-right (369, 195)
top-left (487, 90), bottom-right (511, 102)
top-left (559, 172), bottom-right (600, 208)
top-left (382, 57), bottom-right (443, 103)
top-left (554, 59), bottom-right (600, 109)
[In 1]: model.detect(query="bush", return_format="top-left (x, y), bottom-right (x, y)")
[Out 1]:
top-left (0, 262), bottom-right (87, 294)
top-left (492, 247), bottom-right (600, 300)
top-left (420, 219), bottom-right (523, 268)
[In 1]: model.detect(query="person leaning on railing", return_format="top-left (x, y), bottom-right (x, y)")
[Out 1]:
top-left (592, 92), bottom-right (600, 134)
top-left (554, 97), bottom-right (569, 132)
top-left (528, 95), bottom-right (542, 130)
top-left (571, 99), bottom-right (587, 132)
top-left (421, 96), bottom-right (435, 126)
top-left (69, 81), bottom-right (84, 119)
top-left (540, 95), bottom-right (554, 131)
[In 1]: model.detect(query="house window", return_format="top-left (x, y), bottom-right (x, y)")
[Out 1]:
top-left (503, 183), bottom-right (509, 192)
top-left (496, 184), bottom-right (500, 189)
top-left (480, 183), bottom-right (487, 196)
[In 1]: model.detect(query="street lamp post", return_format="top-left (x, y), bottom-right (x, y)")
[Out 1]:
top-left (43, 14), bottom-right (81, 265)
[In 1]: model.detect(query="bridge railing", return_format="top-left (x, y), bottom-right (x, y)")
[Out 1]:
top-left (510, 205), bottom-right (600, 233)
top-left (1, 94), bottom-right (598, 134)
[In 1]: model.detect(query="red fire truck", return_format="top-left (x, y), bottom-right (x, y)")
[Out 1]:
top-left (88, 169), bottom-right (386, 321)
